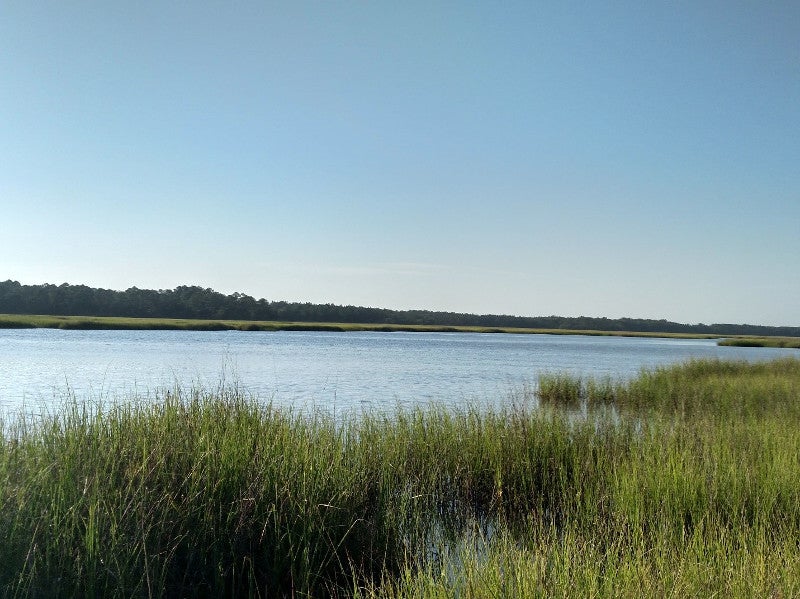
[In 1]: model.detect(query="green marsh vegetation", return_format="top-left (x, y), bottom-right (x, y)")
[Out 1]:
top-left (0, 358), bottom-right (799, 597)
top-left (719, 336), bottom-right (800, 349)
top-left (0, 313), bottom-right (723, 338)
top-left (5, 314), bottom-right (800, 351)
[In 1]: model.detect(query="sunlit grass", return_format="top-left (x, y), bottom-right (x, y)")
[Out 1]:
top-left (0, 358), bottom-right (798, 596)
top-left (0, 313), bottom-right (723, 338)
top-left (719, 336), bottom-right (800, 348)
top-left (364, 524), bottom-right (800, 598)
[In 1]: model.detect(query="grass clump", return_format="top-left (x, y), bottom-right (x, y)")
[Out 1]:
top-left (0, 357), bottom-right (799, 596)
top-left (537, 357), bottom-right (800, 416)
top-left (0, 390), bottom-right (397, 597)
top-left (719, 336), bottom-right (800, 348)
top-left (536, 373), bottom-right (583, 407)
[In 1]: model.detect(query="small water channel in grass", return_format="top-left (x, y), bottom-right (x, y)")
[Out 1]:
top-left (0, 328), bottom-right (796, 415)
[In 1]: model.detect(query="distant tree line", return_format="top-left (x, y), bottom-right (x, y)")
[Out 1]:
top-left (1, 280), bottom-right (798, 337)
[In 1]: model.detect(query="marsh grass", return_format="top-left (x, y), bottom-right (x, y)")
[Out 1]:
top-left (0, 358), bottom-right (799, 596)
top-left (0, 313), bottom-right (722, 338)
top-left (719, 336), bottom-right (800, 349)
top-left (536, 373), bottom-right (583, 407)
top-left (538, 357), bottom-right (800, 415)
top-left (366, 523), bottom-right (800, 598)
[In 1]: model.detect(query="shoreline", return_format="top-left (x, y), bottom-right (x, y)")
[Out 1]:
top-left (2, 313), bottom-right (799, 347)
top-left (0, 313), bottom-right (720, 338)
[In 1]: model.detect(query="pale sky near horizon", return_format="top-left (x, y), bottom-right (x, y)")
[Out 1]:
top-left (2, 2), bottom-right (798, 326)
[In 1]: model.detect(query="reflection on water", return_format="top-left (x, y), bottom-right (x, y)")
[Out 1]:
top-left (0, 329), bottom-right (796, 414)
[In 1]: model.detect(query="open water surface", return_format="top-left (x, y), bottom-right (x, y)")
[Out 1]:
top-left (0, 329), bottom-right (797, 414)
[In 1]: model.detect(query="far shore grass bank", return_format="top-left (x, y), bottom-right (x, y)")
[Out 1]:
top-left (1, 357), bottom-right (799, 597)
top-left (719, 336), bottom-right (800, 349)
top-left (3, 313), bottom-right (799, 347)
top-left (0, 313), bottom-right (733, 340)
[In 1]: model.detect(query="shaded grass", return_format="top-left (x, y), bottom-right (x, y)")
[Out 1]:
top-left (0, 358), bottom-right (798, 596)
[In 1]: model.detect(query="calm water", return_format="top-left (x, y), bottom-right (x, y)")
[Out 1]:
top-left (0, 329), bottom-right (797, 414)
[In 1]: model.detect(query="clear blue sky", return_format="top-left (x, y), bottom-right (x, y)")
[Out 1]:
top-left (2, 2), bottom-right (798, 326)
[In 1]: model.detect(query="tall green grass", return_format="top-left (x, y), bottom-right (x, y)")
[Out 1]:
top-left (538, 357), bottom-right (800, 416)
top-left (0, 358), bottom-right (798, 596)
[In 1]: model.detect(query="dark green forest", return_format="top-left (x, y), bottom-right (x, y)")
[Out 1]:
top-left (1, 280), bottom-right (797, 337)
